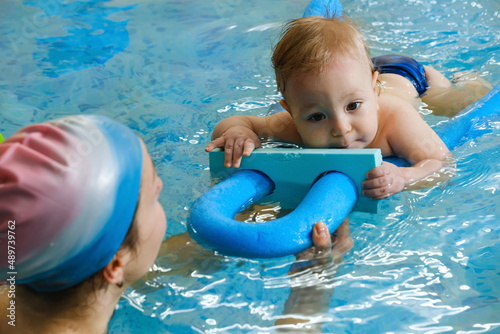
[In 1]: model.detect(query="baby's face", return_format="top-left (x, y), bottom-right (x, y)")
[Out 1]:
top-left (281, 58), bottom-right (379, 149)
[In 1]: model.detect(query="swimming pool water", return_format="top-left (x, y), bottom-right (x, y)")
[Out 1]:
top-left (1, 0), bottom-right (499, 333)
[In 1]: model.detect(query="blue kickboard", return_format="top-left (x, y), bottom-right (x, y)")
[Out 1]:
top-left (209, 148), bottom-right (382, 213)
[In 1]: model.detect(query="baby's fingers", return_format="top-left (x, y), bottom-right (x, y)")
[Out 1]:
top-left (230, 138), bottom-right (259, 168)
top-left (365, 163), bottom-right (392, 179)
top-left (222, 138), bottom-right (238, 168)
top-left (362, 163), bottom-right (404, 199)
top-left (242, 139), bottom-right (256, 157)
top-left (230, 138), bottom-right (246, 168)
top-left (206, 137), bottom-right (258, 168)
top-left (205, 138), bottom-right (225, 153)
top-left (361, 184), bottom-right (393, 200)
top-left (362, 174), bottom-right (394, 191)
top-left (362, 172), bottom-right (395, 199)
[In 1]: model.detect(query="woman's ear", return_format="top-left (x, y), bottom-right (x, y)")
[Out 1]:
top-left (279, 99), bottom-right (292, 116)
top-left (101, 253), bottom-right (126, 286)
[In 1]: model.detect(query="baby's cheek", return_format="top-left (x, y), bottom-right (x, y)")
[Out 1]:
top-left (301, 134), bottom-right (325, 148)
top-left (305, 140), bottom-right (324, 148)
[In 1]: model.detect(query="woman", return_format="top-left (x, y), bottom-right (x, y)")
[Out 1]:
top-left (0, 114), bottom-right (166, 333)
top-left (0, 114), bottom-right (333, 333)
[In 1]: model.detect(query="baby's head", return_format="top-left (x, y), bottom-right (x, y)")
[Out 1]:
top-left (0, 115), bottom-right (165, 293)
top-left (272, 16), bottom-right (373, 97)
top-left (272, 17), bottom-right (380, 149)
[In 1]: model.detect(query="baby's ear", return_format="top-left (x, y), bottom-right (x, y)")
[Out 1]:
top-left (279, 99), bottom-right (292, 115)
top-left (372, 71), bottom-right (379, 94)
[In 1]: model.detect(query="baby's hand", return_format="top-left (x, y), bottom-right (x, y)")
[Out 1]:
top-left (362, 162), bottom-right (405, 199)
top-left (205, 126), bottom-right (262, 168)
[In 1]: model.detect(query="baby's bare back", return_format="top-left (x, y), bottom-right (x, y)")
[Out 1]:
top-left (378, 73), bottom-right (421, 104)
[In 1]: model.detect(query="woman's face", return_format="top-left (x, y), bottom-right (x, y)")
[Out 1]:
top-left (125, 139), bottom-right (166, 282)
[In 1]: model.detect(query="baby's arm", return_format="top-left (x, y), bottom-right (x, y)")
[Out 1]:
top-left (205, 111), bottom-right (301, 168)
top-left (362, 97), bottom-right (454, 199)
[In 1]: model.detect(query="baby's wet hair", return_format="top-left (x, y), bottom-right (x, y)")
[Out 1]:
top-left (272, 16), bottom-right (373, 96)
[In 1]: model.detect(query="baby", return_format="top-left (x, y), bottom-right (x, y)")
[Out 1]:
top-left (206, 16), bottom-right (489, 200)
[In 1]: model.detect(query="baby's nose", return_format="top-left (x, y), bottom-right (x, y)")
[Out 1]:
top-left (331, 117), bottom-right (351, 136)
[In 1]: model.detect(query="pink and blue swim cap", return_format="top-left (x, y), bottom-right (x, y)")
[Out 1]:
top-left (0, 115), bottom-right (142, 292)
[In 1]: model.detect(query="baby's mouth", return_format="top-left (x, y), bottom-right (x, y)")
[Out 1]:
top-left (329, 138), bottom-right (351, 149)
top-left (329, 144), bottom-right (349, 149)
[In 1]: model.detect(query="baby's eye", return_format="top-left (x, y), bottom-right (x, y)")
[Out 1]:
top-left (308, 113), bottom-right (326, 122)
top-left (346, 102), bottom-right (361, 112)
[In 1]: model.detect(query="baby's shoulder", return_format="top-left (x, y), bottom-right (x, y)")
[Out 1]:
top-left (377, 93), bottom-right (420, 119)
top-left (376, 94), bottom-right (426, 142)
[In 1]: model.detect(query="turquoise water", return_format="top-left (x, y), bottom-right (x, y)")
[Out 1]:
top-left (1, 0), bottom-right (499, 333)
